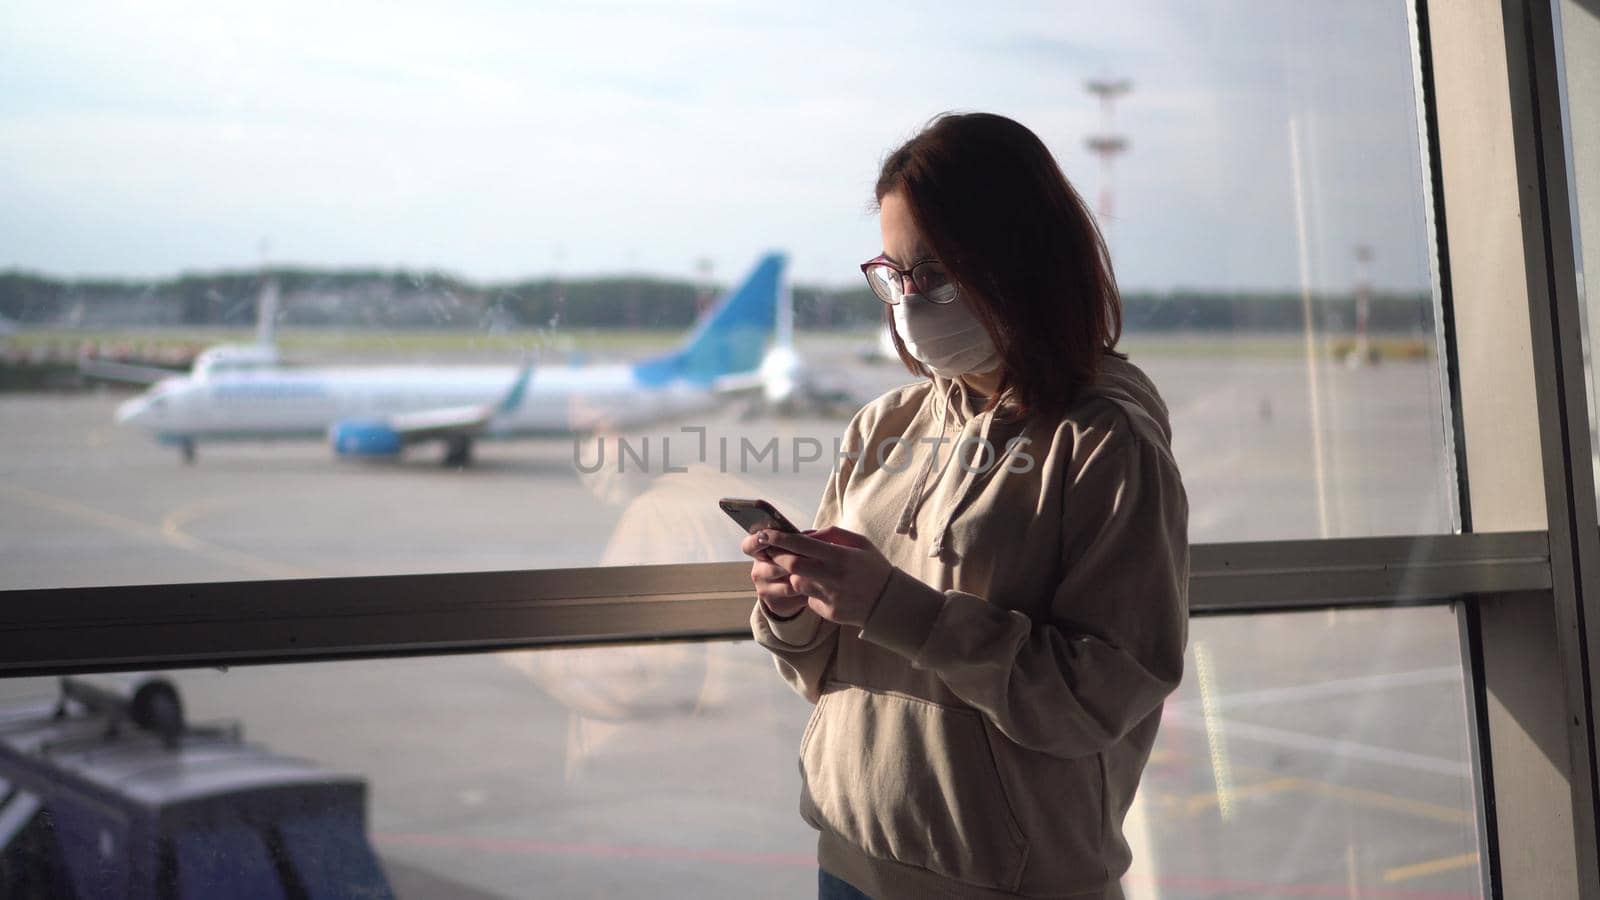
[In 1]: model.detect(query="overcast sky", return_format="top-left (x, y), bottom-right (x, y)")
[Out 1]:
top-left (0, 0), bottom-right (1434, 293)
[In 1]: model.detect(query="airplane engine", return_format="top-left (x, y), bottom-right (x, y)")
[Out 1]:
top-left (329, 419), bottom-right (404, 457)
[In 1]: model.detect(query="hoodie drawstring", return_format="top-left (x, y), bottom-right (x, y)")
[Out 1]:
top-left (930, 402), bottom-right (998, 557)
top-left (895, 378), bottom-right (1003, 558)
top-left (894, 379), bottom-right (956, 538)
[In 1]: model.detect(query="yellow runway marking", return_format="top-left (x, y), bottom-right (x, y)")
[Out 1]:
top-left (1175, 766), bottom-right (1474, 827)
top-left (160, 498), bottom-right (315, 579)
top-left (1284, 775), bottom-right (1474, 826)
top-left (1382, 851), bottom-right (1478, 883)
top-left (1, 482), bottom-right (312, 580)
top-left (1182, 777), bottom-right (1300, 817)
top-left (2, 482), bottom-right (171, 545)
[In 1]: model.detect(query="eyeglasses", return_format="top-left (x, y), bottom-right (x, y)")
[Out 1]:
top-left (860, 254), bottom-right (958, 305)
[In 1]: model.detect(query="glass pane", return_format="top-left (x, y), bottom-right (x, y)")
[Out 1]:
top-left (0, 647), bottom-right (819, 898)
top-left (0, 606), bottom-right (1478, 897)
top-left (1138, 607), bottom-right (1481, 897)
top-left (1559, 0), bottom-right (1600, 515)
top-left (0, 0), bottom-right (1454, 589)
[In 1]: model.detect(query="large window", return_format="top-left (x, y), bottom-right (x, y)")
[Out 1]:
top-left (2, 0), bottom-right (1452, 590)
top-left (0, 607), bottom-right (1480, 898)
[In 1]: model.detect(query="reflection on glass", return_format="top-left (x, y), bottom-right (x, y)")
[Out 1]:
top-left (0, 606), bottom-right (1478, 898)
top-left (1559, 0), bottom-right (1600, 516)
top-left (0, 646), bottom-right (821, 898)
top-left (1138, 607), bottom-right (1480, 898)
top-left (0, 0), bottom-right (1451, 589)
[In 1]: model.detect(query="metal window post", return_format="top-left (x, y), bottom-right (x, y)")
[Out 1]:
top-left (1426, 0), bottom-right (1600, 895)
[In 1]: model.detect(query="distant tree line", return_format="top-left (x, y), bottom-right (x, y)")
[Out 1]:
top-left (0, 268), bottom-right (1433, 334)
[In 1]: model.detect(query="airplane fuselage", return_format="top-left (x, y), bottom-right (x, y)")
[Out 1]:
top-left (116, 363), bottom-right (727, 442)
top-left (111, 252), bottom-right (788, 460)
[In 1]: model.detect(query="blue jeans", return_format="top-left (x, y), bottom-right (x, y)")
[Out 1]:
top-left (818, 868), bottom-right (872, 899)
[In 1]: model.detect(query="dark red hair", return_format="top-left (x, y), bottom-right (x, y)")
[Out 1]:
top-left (874, 111), bottom-right (1126, 419)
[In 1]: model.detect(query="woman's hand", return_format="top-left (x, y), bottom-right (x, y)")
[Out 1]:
top-left (742, 529), bottom-right (811, 619)
top-left (755, 526), bottom-right (896, 627)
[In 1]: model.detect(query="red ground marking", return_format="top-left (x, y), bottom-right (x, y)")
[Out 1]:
top-left (373, 833), bottom-right (1478, 899)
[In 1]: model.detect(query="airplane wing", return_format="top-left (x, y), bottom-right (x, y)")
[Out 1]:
top-left (386, 403), bottom-right (497, 440)
top-left (78, 357), bottom-right (185, 385)
top-left (396, 356), bottom-right (535, 441)
top-left (329, 360), bottom-right (534, 459)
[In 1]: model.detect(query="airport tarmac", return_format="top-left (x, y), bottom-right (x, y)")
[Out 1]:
top-left (0, 342), bottom-right (1480, 898)
top-left (0, 339), bottom-right (1457, 588)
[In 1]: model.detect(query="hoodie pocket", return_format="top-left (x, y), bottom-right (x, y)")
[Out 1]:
top-left (798, 684), bottom-right (1029, 892)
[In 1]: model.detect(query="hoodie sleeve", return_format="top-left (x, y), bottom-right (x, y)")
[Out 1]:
top-left (856, 409), bottom-right (1190, 758)
top-left (748, 404), bottom-right (870, 704)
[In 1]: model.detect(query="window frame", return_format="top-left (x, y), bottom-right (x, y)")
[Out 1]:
top-left (1423, 0), bottom-right (1600, 895)
top-left (0, 532), bottom-right (1549, 676)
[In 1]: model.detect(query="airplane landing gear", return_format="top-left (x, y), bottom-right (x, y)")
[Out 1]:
top-left (443, 436), bottom-right (474, 468)
top-left (180, 439), bottom-right (196, 465)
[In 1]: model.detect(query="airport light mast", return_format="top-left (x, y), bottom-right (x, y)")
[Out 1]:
top-left (1085, 78), bottom-right (1132, 226)
top-left (1352, 243), bottom-right (1375, 366)
top-left (695, 257), bottom-right (716, 317)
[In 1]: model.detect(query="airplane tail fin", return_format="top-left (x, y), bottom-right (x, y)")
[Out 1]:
top-left (633, 252), bottom-right (786, 385)
top-left (256, 277), bottom-right (281, 347)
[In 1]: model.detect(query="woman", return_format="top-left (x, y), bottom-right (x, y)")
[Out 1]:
top-left (744, 112), bottom-right (1189, 900)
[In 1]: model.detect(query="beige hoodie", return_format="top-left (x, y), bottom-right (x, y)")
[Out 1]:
top-left (750, 352), bottom-right (1190, 899)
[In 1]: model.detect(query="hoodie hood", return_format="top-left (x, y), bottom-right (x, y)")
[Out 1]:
top-left (897, 350), bottom-right (1173, 558)
top-left (925, 349), bottom-right (1171, 437)
top-left (1070, 351), bottom-right (1174, 447)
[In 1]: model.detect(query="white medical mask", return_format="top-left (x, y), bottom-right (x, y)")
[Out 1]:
top-left (891, 285), bottom-right (1000, 378)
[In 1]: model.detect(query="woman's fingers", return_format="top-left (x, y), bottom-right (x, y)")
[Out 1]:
top-left (747, 529), bottom-right (859, 618)
top-left (788, 573), bottom-right (822, 599)
top-left (767, 549), bottom-right (830, 580)
top-left (757, 580), bottom-right (806, 601)
top-left (740, 531), bottom-right (769, 558)
top-left (757, 529), bottom-right (848, 563)
top-left (755, 572), bottom-right (808, 605)
top-left (765, 548), bottom-right (797, 572)
top-left (808, 525), bottom-right (875, 550)
top-left (763, 548), bottom-right (838, 603)
top-left (751, 560), bottom-right (789, 583)
top-left (751, 559), bottom-right (806, 607)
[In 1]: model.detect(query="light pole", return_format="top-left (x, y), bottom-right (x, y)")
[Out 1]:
top-left (1085, 78), bottom-right (1132, 230)
top-left (1351, 244), bottom-right (1375, 367)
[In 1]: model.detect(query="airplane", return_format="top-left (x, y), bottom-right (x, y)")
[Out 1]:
top-left (113, 253), bottom-right (807, 465)
top-left (79, 276), bottom-right (284, 386)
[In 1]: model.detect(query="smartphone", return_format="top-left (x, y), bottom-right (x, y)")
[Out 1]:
top-left (719, 497), bottom-right (802, 535)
